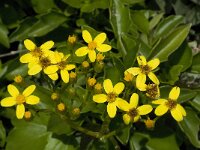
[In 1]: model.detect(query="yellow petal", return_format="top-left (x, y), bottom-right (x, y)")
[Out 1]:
top-left (130, 93), bottom-right (139, 108)
top-left (116, 98), bottom-right (130, 111)
top-left (54, 51), bottom-right (62, 63)
top-left (147, 58), bottom-right (160, 70)
top-left (26, 95), bottom-right (40, 105)
top-left (169, 86), bottom-right (180, 100)
top-left (137, 105), bottom-right (153, 115)
top-left (133, 115), bottom-right (140, 122)
top-left (152, 99), bottom-right (167, 104)
top-left (40, 41), bottom-right (54, 50)
top-left (48, 73), bottom-right (58, 80)
top-left (24, 39), bottom-right (36, 51)
top-left (8, 84), bottom-right (19, 97)
top-left (136, 74), bottom-right (146, 89)
top-left (155, 104), bottom-right (168, 116)
top-left (171, 107), bottom-right (183, 122)
top-left (97, 44), bottom-right (111, 52)
top-left (44, 65), bottom-right (58, 74)
top-left (28, 64), bottom-right (42, 75)
top-left (16, 104), bottom-right (25, 119)
top-left (176, 104), bottom-right (186, 116)
top-left (61, 70), bottom-right (69, 83)
top-left (123, 114), bottom-right (131, 125)
top-left (137, 56), bottom-right (147, 66)
top-left (94, 33), bottom-right (106, 45)
top-left (113, 82), bottom-right (125, 95)
top-left (75, 46), bottom-right (89, 56)
top-left (103, 79), bottom-right (113, 94)
top-left (107, 102), bottom-right (117, 118)
top-left (1, 97), bottom-right (16, 107)
top-left (137, 83), bottom-right (147, 91)
top-left (66, 64), bottom-right (76, 70)
top-left (82, 30), bottom-right (92, 43)
top-left (93, 94), bottom-right (107, 103)
top-left (23, 85), bottom-right (36, 97)
top-left (88, 50), bottom-right (96, 62)
top-left (126, 67), bottom-right (141, 76)
top-left (20, 53), bottom-right (35, 63)
top-left (148, 72), bottom-right (159, 85)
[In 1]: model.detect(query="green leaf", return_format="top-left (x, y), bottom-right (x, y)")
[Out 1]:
top-left (116, 125), bottom-right (131, 145)
top-left (146, 134), bottom-right (179, 150)
top-left (168, 65), bottom-right (183, 85)
top-left (0, 22), bottom-right (9, 48)
top-left (149, 13), bottom-right (164, 30)
top-left (62, 0), bottom-right (84, 8)
top-left (191, 53), bottom-right (200, 73)
top-left (150, 24), bottom-right (191, 62)
top-left (129, 132), bottom-right (149, 150)
top-left (109, 0), bottom-right (131, 56)
top-left (153, 15), bottom-right (183, 40)
top-left (179, 108), bottom-right (200, 148)
top-left (131, 10), bottom-right (149, 34)
top-left (9, 17), bottom-right (37, 42)
top-left (5, 64), bottom-right (28, 80)
top-left (190, 93), bottom-right (200, 112)
top-left (81, 0), bottom-right (109, 13)
top-left (31, 0), bottom-right (55, 14)
top-left (28, 12), bottom-right (67, 37)
top-left (0, 121), bottom-right (6, 147)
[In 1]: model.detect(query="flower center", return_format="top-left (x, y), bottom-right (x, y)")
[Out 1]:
top-left (128, 108), bottom-right (138, 119)
top-left (146, 84), bottom-right (159, 99)
top-left (140, 65), bottom-right (151, 74)
top-left (107, 93), bottom-right (117, 103)
top-left (16, 94), bottom-right (25, 104)
top-left (58, 61), bottom-right (66, 70)
top-left (31, 47), bottom-right (43, 57)
top-left (165, 99), bottom-right (177, 110)
top-left (88, 41), bottom-right (97, 50)
top-left (40, 57), bottom-right (51, 68)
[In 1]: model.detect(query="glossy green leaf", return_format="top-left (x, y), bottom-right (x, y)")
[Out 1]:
top-left (28, 12), bottom-right (67, 37)
top-left (131, 10), bottom-right (149, 34)
top-left (146, 134), bottom-right (179, 150)
top-left (9, 17), bottom-right (37, 42)
top-left (129, 132), bottom-right (149, 150)
top-left (179, 108), bottom-right (200, 148)
top-left (191, 53), bottom-right (200, 73)
top-left (0, 121), bottom-right (6, 147)
top-left (62, 0), bottom-right (84, 8)
top-left (150, 24), bottom-right (191, 62)
top-left (116, 125), bottom-right (131, 145)
top-left (31, 0), bottom-right (55, 14)
top-left (190, 93), bottom-right (200, 112)
top-left (5, 64), bottom-right (28, 80)
top-left (109, 0), bottom-right (131, 56)
top-left (0, 22), bottom-right (9, 48)
top-left (149, 13), bottom-right (164, 30)
top-left (81, 0), bottom-right (109, 12)
top-left (153, 15), bottom-right (183, 39)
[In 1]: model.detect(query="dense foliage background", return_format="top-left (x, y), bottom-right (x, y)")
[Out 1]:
top-left (0, 0), bottom-right (200, 150)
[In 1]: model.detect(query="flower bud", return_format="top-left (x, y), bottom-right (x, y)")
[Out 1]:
top-left (24, 111), bottom-right (32, 120)
top-left (67, 35), bottom-right (77, 44)
top-left (87, 77), bottom-right (96, 87)
top-left (51, 92), bottom-right (59, 101)
top-left (14, 75), bottom-right (23, 83)
top-left (82, 61), bottom-right (89, 68)
top-left (144, 118), bottom-right (155, 129)
top-left (57, 103), bottom-right (65, 112)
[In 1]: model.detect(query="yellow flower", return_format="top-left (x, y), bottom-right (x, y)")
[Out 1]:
top-left (87, 77), bottom-right (96, 87)
top-left (94, 83), bottom-right (102, 92)
top-left (57, 103), bottom-right (65, 112)
top-left (96, 53), bottom-right (105, 62)
top-left (14, 75), bottom-right (23, 83)
top-left (24, 111), bottom-right (32, 119)
top-left (69, 71), bottom-right (77, 79)
top-left (124, 71), bottom-right (134, 82)
top-left (118, 93), bottom-right (153, 125)
top-left (75, 30), bottom-right (111, 62)
top-left (144, 117), bottom-right (155, 129)
top-left (82, 61), bottom-right (89, 68)
top-left (68, 35), bottom-right (77, 44)
top-left (126, 56), bottom-right (160, 89)
top-left (0, 84), bottom-right (40, 119)
top-left (51, 92), bottom-right (59, 100)
top-left (44, 52), bottom-right (75, 83)
top-left (93, 79), bottom-right (126, 118)
top-left (152, 87), bottom-right (186, 122)
top-left (20, 39), bottom-right (54, 63)
top-left (138, 83), bottom-right (160, 99)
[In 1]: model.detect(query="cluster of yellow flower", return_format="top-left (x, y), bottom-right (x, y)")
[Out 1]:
top-left (0, 29), bottom-right (186, 125)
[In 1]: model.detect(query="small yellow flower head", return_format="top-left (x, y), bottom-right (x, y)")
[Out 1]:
top-left (144, 118), bottom-right (155, 129)
top-left (124, 71), bottom-right (134, 82)
top-left (0, 84), bottom-right (40, 119)
top-left (69, 71), bottom-right (77, 79)
top-left (75, 30), bottom-right (111, 62)
top-left (125, 56), bottom-right (160, 89)
top-left (51, 92), bottom-right (59, 101)
top-left (68, 35), bottom-right (77, 44)
top-left (14, 75), bottom-right (23, 83)
top-left (57, 103), bottom-right (65, 112)
top-left (82, 61), bottom-right (89, 68)
top-left (72, 107), bottom-right (80, 116)
top-left (93, 79), bottom-right (126, 118)
top-left (87, 77), bottom-right (96, 87)
top-left (94, 83), bottom-right (102, 93)
top-left (96, 53), bottom-right (105, 62)
top-left (152, 87), bottom-right (186, 122)
top-left (146, 84), bottom-right (160, 99)
top-left (24, 111), bottom-right (32, 119)
top-left (118, 93), bottom-right (153, 125)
